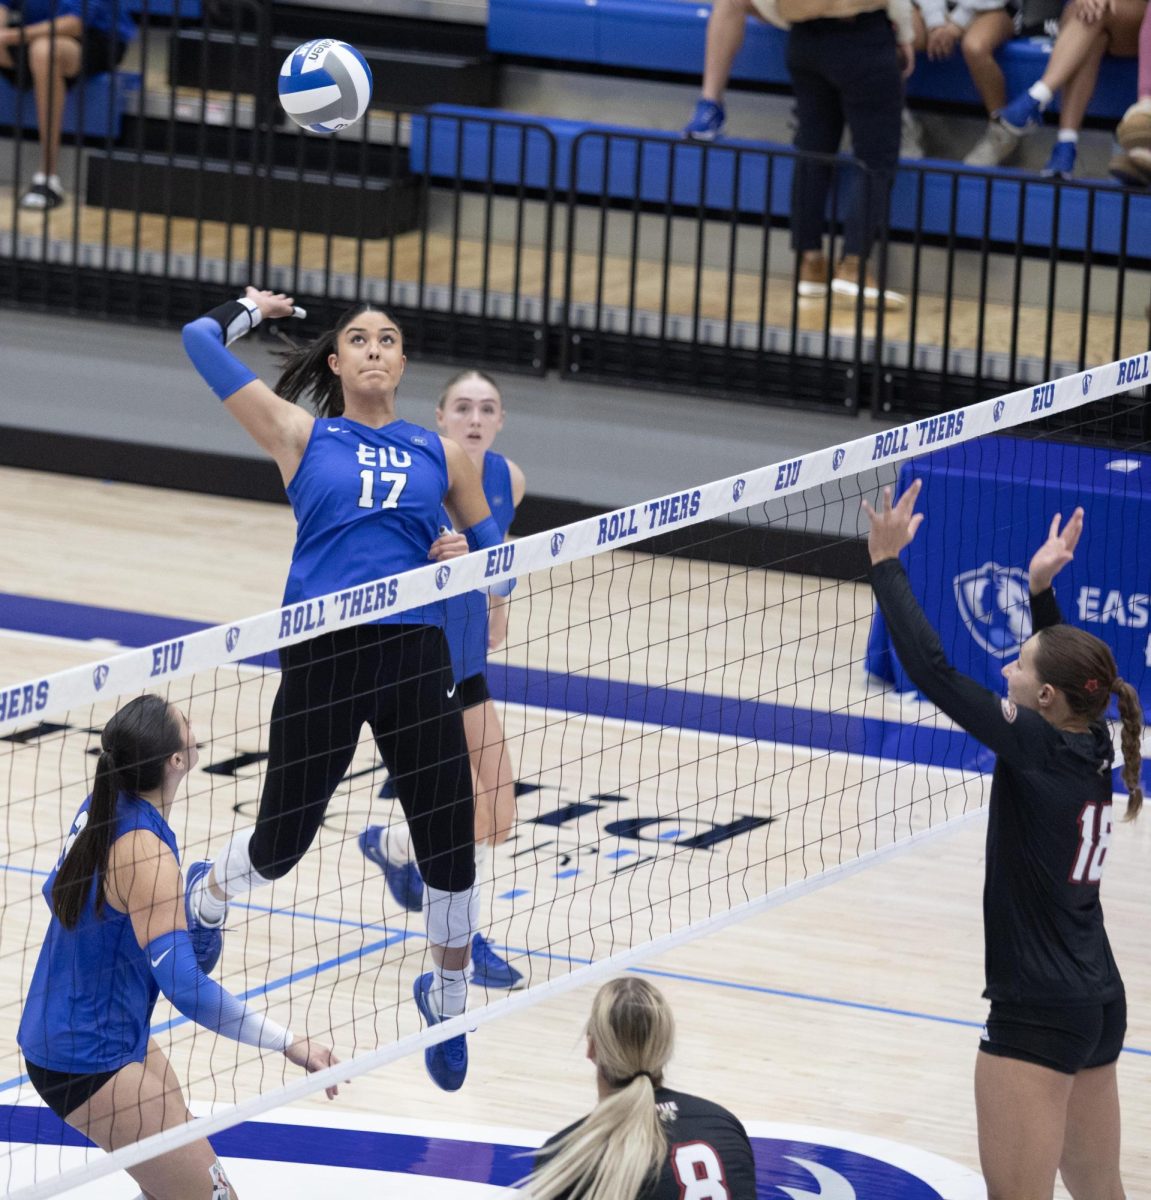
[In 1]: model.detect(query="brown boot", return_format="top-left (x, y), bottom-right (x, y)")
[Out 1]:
top-left (832, 255), bottom-right (906, 311)
top-left (797, 250), bottom-right (829, 299)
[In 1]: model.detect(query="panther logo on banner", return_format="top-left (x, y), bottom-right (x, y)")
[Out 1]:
top-left (92, 664), bottom-right (110, 692)
top-left (225, 626), bottom-right (241, 653)
top-left (435, 565), bottom-right (452, 591)
top-left (732, 478), bottom-right (746, 503)
top-left (953, 562), bottom-right (1032, 658)
top-left (550, 531), bottom-right (565, 557)
top-left (993, 400), bottom-right (1005, 423)
top-left (832, 449), bottom-right (845, 471)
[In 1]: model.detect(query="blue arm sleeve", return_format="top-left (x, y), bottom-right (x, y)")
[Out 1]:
top-left (147, 931), bottom-right (291, 1051)
top-left (464, 514), bottom-right (502, 554)
top-left (181, 317), bottom-right (259, 402)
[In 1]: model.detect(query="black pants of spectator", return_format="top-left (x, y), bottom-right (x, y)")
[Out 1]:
top-left (787, 9), bottom-right (903, 263)
top-left (249, 623), bottom-right (475, 894)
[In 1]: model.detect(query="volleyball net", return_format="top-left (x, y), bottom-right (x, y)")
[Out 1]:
top-left (1, 360), bottom-right (1148, 1197)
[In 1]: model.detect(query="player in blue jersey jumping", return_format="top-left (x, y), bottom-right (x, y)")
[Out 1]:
top-left (18, 694), bottom-right (338, 1200)
top-left (182, 289), bottom-right (503, 1091)
top-left (361, 370), bottom-right (527, 990)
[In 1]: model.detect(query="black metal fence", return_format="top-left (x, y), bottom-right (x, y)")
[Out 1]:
top-left (2, 0), bottom-right (1149, 427)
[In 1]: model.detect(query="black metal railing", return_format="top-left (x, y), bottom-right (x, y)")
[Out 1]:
top-left (2, 0), bottom-right (1149, 426)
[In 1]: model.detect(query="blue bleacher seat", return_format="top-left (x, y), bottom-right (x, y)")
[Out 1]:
top-left (488, 0), bottom-right (1137, 123)
top-left (410, 104), bottom-right (1151, 261)
top-left (0, 70), bottom-right (140, 140)
top-left (121, 0), bottom-right (201, 16)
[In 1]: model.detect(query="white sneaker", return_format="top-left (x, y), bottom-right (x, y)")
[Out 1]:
top-left (900, 108), bottom-right (926, 160)
top-left (19, 172), bottom-right (65, 210)
top-left (964, 120), bottom-right (1020, 167)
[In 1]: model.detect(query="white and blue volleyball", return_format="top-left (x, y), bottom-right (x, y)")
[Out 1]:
top-left (278, 39), bottom-right (373, 134)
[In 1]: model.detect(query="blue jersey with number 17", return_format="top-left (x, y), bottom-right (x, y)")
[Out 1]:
top-left (284, 416), bottom-right (449, 627)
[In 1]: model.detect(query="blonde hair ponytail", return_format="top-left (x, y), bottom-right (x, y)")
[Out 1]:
top-left (527, 978), bottom-right (674, 1200)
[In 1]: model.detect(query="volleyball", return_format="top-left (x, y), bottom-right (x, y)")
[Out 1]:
top-left (277, 39), bottom-right (373, 134)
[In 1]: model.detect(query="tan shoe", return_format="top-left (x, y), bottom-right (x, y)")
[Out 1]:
top-left (831, 255), bottom-right (906, 311)
top-left (797, 251), bottom-right (829, 299)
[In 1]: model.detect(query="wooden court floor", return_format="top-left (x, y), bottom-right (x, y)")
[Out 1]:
top-left (2, 186), bottom-right (1149, 368)
top-left (0, 467), bottom-right (1148, 1198)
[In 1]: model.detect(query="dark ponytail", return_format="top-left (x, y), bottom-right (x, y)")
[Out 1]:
top-left (274, 303), bottom-right (403, 418)
top-left (1033, 626), bottom-right (1144, 821)
top-left (52, 695), bottom-right (183, 929)
top-left (1113, 679), bottom-right (1144, 820)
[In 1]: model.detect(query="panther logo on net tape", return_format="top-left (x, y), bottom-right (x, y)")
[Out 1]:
top-left (550, 531), bottom-right (565, 557)
top-left (92, 664), bottom-right (110, 692)
top-left (225, 626), bottom-right (241, 653)
top-left (732, 478), bottom-right (746, 503)
top-left (435, 565), bottom-right (452, 591)
top-left (953, 561), bottom-right (1033, 658)
top-left (992, 400), bottom-right (1005, 423)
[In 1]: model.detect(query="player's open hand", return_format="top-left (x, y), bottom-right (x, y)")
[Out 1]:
top-left (284, 1037), bottom-right (344, 1099)
top-left (1027, 507), bottom-right (1083, 595)
top-left (243, 286), bottom-right (301, 322)
top-left (862, 479), bottom-right (925, 564)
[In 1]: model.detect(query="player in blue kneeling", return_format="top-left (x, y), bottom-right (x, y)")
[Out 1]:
top-left (362, 369), bottom-right (527, 990)
top-left (182, 289), bottom-right (500, 1091)
top-left (17, 695), bottom-right (338, 1199)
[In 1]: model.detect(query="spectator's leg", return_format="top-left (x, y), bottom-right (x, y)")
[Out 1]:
top-left (702, 0), bottom-right (756, 102)
top-left (1034, 2), bottom-right (1113, 96)
top-left (911, 6), bottom-right (928, 53)
top-left (26, 34), bottom-right (82, 179)
top-left (787, 26), bottom-right (845, 260)
top-left (1111, 2), bottom-right (1151, 182)
top-left (961, 9), bottom-right (1014, 114)
top-left (1141, 0), bottom-right (1151, 97)
top-left (836, 15), bottom-right (902, 264)
top-left (1055, 35), bottom-right (1106, 133)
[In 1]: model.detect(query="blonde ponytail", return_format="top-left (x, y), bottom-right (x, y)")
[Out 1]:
top-left (527, 978), bottom-right (675, 1200)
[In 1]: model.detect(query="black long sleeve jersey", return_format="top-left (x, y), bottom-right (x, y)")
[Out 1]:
top-left (537, 1087), bottom-right (758, 1200)
top-left (870, 559), bottom-right (1122, 1005)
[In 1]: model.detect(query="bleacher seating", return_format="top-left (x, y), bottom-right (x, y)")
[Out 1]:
top-left (488, 0), bottom-right (1137, 123)
top-left (0, 70), bottom-right (140, 140)
top-left (410, 104), bottom-right (1151, 261)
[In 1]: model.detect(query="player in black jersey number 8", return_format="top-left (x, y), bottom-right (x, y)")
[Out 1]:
top-left (527, 977), bottom-right (757, 1200)
top-left (865, 481), bottom-right (1143, 1200)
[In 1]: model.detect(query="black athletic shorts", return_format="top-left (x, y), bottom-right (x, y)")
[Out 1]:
top-left (978, 993), bottom-right (1127, 1075)
top-left (0, 27), bottom-right (127, 89)
top-left (25, 1058), bottom-right (121, 1120)
top-left (456, 672), bottom-right (490, 710)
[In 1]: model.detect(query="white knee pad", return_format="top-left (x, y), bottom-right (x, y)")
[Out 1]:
top-left (423, 883), bottom-right (480, 949)
top-left (215, 830), bottom-right (272, 900)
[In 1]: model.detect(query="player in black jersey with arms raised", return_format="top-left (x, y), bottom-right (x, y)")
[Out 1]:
top-left (526, 977), bottom-right (756, 1199)
top-left (865, 481), bottom-right (1142, 1200)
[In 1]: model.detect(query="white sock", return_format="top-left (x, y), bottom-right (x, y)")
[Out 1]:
top-left (430, 965), bottom-right (468, 1019)
top-left (1029, 82), bottom-right (1054, 110)
top-left (380, 822), bottom-right (413, 865)
top-left (1057, 129), bottom-right (1078, 144)
top-left (192, 871), bottom-right (227, 926)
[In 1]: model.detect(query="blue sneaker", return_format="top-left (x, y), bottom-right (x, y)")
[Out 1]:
top-left (1041, 141), bottom-right (1077, 180)
top-left (183, 860), bottom-right (223, 975)
top-left (412, 972), bottom-right (469, 1091)
top-left (470, 933), bottom-right (525, 990)
top-left (683, 98), bottom-right (725, 142)
top-left (998, 92), bottom-right (1043, 135)
top-left (359, 825), bottom-right (424, 912)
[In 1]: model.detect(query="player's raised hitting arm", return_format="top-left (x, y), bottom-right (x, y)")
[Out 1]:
top-left (182, 287), bottom-right (314, 483)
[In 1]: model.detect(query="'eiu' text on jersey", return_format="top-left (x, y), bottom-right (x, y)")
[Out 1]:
top-left (285, 417), bottom-right (449, 627)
